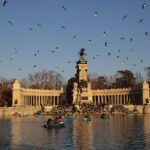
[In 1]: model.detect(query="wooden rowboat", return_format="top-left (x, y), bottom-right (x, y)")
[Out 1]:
top-left (101, 115), bottom-right (109, 119)
top-left (43, 122), bottom-right (65, 128)
top-left (124, 114), bottom-right (134, 117)
top-left (82, 118), bottom-right (91, 121)
top-left (61, 116), bottom-right (76, 119)
top-left (35, 115), bottom-right (44, 118)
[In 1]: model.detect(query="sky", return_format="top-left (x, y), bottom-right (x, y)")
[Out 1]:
top-left (0, 0), bottom-right (150, 82)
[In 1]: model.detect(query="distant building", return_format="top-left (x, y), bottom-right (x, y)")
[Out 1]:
top-left (12, 80), bottom-right (64, 106)
top-left (12, 52), bottom-right (150, 107)
top-left (72, 55), bottom-right (150, 106)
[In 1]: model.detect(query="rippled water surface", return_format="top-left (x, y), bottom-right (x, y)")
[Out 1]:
top-left (1, 114), bottom-right (150, 150)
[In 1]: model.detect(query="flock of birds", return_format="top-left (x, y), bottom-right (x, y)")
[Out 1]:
top-left (0, 0), bottom-right (149, 77)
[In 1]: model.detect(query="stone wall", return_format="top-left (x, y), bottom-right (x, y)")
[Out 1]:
top-left (0, 106), bottom-right (41, 116)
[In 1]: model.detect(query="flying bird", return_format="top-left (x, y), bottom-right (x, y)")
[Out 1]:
top-left (139, 18), bottom-right (143, 23)
top-left (120, 37), bottom-right (125, 40)
top-left (117, 55), bottom-right (120, 59)
top-left (123, 15), bottom-right (127, 19)
top-left (73, 35), bottom-right (77, 39)
top-left (9, 20), bottom-right (13, 25)
top-left (29, 28), bottom-right (33, 30)
top-left (62, 6), bottom-right (67, 11)
top-left (145, 32), bottom-right (148, 36)
top-left (105, 42), bottom-right (107, 48)
top-left (122, 61), bottom-right (125, 65)
top-left (61, 25), bottom-right (66, 29)
top-left (51, 50), bottom-right (55, 53)
top-left (142, 3), bottom-right (146, 9)
top-left (108, 53), bottom-right (111, 56)
top-left (88, 40), bottom-right (92, 44)
top-left (94, 11), bottom-right (98, 16)
top-left (130, 37), bottom-right (133, 41)
top-left (2, 0), bottom-right (7, 7)
top-left (55, 47), bottom-right (59, 50)
top-left (37, 24), bottom-right (41, 28)
top-left (103, 31), bottom-right (106, 37)
top-left (14, 48), bottom-right (18, 54)
top-left (33, 65), bottom-right (37, 68)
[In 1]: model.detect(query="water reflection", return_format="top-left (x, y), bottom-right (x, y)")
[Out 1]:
top-left (0, 115), bottom-right (150, 150)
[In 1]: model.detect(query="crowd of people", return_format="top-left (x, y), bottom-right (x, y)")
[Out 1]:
top-left (51, 103), bottom-right (109, 116)
top-left (50, 103), bottom-right (136, 115)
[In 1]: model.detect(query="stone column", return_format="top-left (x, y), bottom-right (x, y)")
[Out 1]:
top-left (12, 80), bottom-right (21, 106)
top-left (120, 95), bottom-right (122, 105)
top-left (123, 95), bottom-right (125, 105)
top-left (142, 80), bottom-right (150, 105)
top-left (116, 95), bottom-right (118, 105)
top-left (53, 96), bottom-right (55, 105)
top-left (101, 96), bottom-right (103, 104)
top-left (126, 95), bottom-right (128, 105)
top-left (97, 95), bottom-right (100, 104)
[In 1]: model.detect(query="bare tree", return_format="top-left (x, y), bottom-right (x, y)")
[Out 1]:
top-left (114, 70), bottom-right (136, 88)
top-left (21, 70), bottom-right (64, 90)
top-left (135, 72), bottom-right (143, 87)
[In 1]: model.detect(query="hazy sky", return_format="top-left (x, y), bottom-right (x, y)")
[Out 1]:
top-left (0, 0), bottom-right (150, 81)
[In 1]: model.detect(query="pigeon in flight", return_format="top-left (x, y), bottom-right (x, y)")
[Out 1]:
top-left (103, 31), bottom-right (106, 37)
top-left (145, 32), bottom-right (148, 36)
top-left (9, 20), bottom-right (13, 25)
top-left (2, 0), bottom-right (7, 7)
top-left (29, 27), bottom-right (33, 30)
top-left (105, 42), bottom-right (107, 48)
top-left (120, 37), bottom-right (125, 40)
top-left (62, 6), bottom-right (67, 11)
top-left (94, 11), bottom-right (98, 16)
top-left (123, 15), bottom-right (127, 19)
top-left (88, 40), bottom-right (92, 44)
top-left (139, 18), bottom-right (144, 23)
top-left (130, 37), bottom-right (133, 41)
top-left (61, 25), bottom-right (66, 29)
top-left (73, 35), bottom-right (77, 39)
top-left (37, 24), bottom-right (41, 28)
top-left (142, 3), bottom-right (146, 9)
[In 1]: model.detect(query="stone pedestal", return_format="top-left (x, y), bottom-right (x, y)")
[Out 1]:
top-left (143, 104), bottom-right (150, 114)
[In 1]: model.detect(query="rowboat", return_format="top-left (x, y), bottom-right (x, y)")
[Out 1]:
top-left (61, 116), bottom-right (76, 119)
top-left (19, 114), bottom-right (27, 117)
top-left (43, 122), bottom-right (65, 128)
top-left (82, 118), bottom-right (91, 121)
top-left (35, 115), bottom-right (44, 118)
top-left (68, 116), bottom-right (76, 119)
top-left (101, 115), bottom-right (109, 119)
top-left (124, 114), bottom-right (134, 117)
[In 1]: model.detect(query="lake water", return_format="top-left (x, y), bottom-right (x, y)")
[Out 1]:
top-left (0, 114), bottom-right (150, 150)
